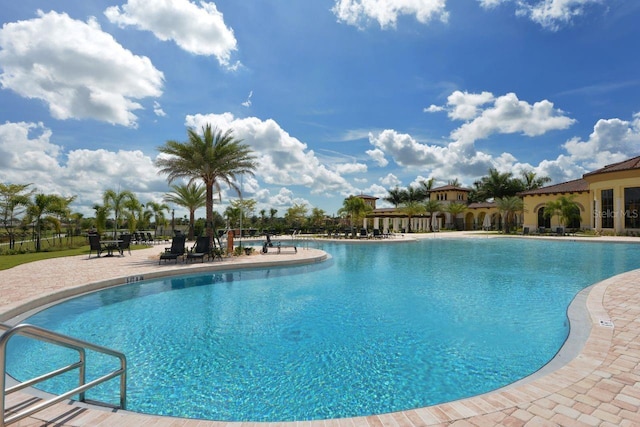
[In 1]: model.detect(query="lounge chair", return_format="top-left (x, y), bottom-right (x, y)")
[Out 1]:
top-left (119, 234), bottom-right (132, 255)
top-left (159, 235), bottom-right (186, 264)
top-left (147, 232), bottom-right (156, 245)
top-left (88, 234), bottom-right (103, 258)
top-left (186, 236), bottom-right (210, 263)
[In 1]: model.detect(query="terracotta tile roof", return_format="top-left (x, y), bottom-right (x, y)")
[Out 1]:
top-left (583, 155), bottom-right (640, 177)
top-left (467, 201), bottom-right (497, 209)
top-left (518, 178), bottom-right (589, 196)
top-left (429, 185), bottom-right (472, 192)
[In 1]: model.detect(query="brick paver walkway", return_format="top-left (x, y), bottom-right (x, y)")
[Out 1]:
top-left (2, 235), bottom-right (639, 426)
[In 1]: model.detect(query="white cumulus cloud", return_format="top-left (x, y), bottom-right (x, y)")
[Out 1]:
top-left (0, 121), bottom-right (168, 215)
top-left (478, 0), bottom-right (605, 31)
top-left (332, 0), bottom-right (449, 29)
top-left (0, 10), bottom-right (163, 127)
top-left (105, 0), bottom-right (238, 68)
top-left (185, 113), bottom-right (356, 197)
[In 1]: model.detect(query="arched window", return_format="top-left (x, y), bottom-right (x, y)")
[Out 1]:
top-left (538, 207), bottom-right (550, 229)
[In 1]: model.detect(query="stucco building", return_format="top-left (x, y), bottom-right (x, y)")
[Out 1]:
top-left (520, 156), bottom-right (640, 234)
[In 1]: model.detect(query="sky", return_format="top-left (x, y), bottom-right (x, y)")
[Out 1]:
top-left (1, 0), bottom-right (639, 219)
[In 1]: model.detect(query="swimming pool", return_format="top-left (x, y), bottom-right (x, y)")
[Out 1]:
top-left (6, 238), bottom-right (640, 421)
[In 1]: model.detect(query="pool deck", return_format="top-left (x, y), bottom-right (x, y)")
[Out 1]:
top-left (2, 232), bottom-right (640, 426)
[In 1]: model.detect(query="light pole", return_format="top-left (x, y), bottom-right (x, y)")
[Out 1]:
top-left (171, 209), bottom-right (175, 236)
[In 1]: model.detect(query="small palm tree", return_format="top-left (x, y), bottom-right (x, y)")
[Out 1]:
top-left (544, 195), bottom-right (580, 229)
top-left (145, 201), bottom-right (170, 237)
top-left (424, 199), bottom-right (442, 232)
top-left (496, 196), bottom-right (524, 234)
top-left (156, 124), bottom-right (257, 248)
top-left (0, 183), bottom-right (34, 249)
top-left (164, 183), bottom-right (206, 240)
top-left (338, 196), bottom-right (371, 231)
top-left (400, 200), bottom-right (426, 232)
top-left (26, 193), bottom-right (65, 251)
top-left (445, 202), bottom-right (467, 230)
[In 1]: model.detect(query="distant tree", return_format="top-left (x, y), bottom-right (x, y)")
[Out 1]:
top-left (124, 197), bottom-right (144, 233)
top-left (52, 195), bottom-right (76, 245)
top-left (103, 189), bottom-right (137, 238)
top-left (163, 183), bottom-right (206, 240)
top-left (520, 170), bottom-right (552, 191)
top-left (495, 196), bottom-right (524, 234)
top-left (145, 201), bottom-right (170, 237)
top-left (447, 178), bottom-right (461, 187)
top-left (231, 198), bottom-right (257, 235)
top-left (309, 207), bottom-right (326, 229)
top-left (285, 203), bottom-right (308, 230)
top-left (0, 183), bottom-right (34, 249)
top-left (338, 196), bottom-right (371, 230)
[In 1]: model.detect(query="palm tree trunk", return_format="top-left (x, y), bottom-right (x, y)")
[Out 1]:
top-left (206, 182), bottom-right (214, 248)
top-left (188, 210), bottom-right (195, 240)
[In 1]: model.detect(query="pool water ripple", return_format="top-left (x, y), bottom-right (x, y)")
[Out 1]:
top-left (7, 238), bottom-right (640, 421)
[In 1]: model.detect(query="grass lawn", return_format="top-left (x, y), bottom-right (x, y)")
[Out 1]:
top-left (0, 245), bottom-right (150, 271)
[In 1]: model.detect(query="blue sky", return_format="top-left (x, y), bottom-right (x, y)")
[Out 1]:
top-left (1, 0), bottom-right (639, 218)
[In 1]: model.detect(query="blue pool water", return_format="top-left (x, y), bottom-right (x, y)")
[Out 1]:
top-left (6, 238), bottom-right (640, 421)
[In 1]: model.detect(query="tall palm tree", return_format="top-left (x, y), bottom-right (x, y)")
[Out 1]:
top-left (496, 196), bottom-right (524, 234)
top-left (163, 183), bottom-right (206, 240)
top-left (384, 187), bottom-right (404, 208)
top-left (400, 185), bottom-right (427, 204)
top-left (420, 178), bottom-right (435, 199)
top-left (156, 124), bottom-right (257, 248)
top-left (520, 170), bottom-right (552, 191)
top-left (103, 189), bottom-right (137, 238)
top-left (470, 168), bottom-right (524, 202)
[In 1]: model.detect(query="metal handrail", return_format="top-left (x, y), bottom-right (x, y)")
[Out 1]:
top-left (0, 323), bottom-right (126, 427)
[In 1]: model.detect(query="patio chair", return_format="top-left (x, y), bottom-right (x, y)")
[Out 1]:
top-left (88, 234), bottom-right (103, 258)
top-left (119, 234), bottom-right (132, 256)
top-left (147, 232), bottom-right (157, 245)
top-left (186, 236), bottom-right (210, 263)
top-left (159, 235), bottom-right (186, 264)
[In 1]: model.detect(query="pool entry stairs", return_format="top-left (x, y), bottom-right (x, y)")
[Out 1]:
top-left (0, 323), bottom-right (127, 426)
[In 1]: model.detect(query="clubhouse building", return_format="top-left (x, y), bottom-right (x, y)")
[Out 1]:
top-left (361, 155), bottom-right (640, 235)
